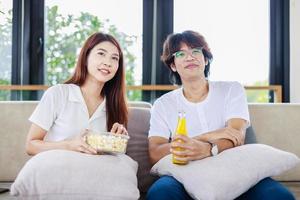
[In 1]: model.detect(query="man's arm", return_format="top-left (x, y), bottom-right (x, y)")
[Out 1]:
top-left (149, 118), bottom-right (248, 164)
top-left (193, 118), bottom-right (247, 154)
top-left (148, 136), bottom-right (171, 165)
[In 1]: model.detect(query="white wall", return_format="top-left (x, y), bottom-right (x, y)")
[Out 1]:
top-left (290, 0), bottom-right (300, 102)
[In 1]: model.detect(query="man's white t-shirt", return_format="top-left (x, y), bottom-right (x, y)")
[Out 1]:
top-left (148, 81), bottom-right (250, 139)
top-left (29, 84), bottom-right (107, 141)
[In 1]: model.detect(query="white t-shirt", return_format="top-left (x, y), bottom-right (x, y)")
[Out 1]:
top-left (148, 81), bottom-right (250, 139)
top-left (29, 84), bottom-right (107, 141)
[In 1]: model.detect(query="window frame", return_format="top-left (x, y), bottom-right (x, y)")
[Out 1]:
top-left (270, 0), bottom-right (290, 102)
top-left (9, 0), bottom-right (290, 102)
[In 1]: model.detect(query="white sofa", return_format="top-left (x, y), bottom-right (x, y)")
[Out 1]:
top-left (0, 102), bottom-right (299, 199)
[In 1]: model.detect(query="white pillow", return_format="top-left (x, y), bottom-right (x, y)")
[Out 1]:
top-left (11, 150), bottom-right (139, 200)
top-left (151, 144), bottom-right (300, 200)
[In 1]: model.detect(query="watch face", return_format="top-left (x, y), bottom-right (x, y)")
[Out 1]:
top-left (212, 144), bottom-right (218, 156)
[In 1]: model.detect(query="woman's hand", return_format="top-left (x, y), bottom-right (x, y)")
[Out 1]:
top-left (170, 135), bottom-right (211, 162)
top-left (110, 123), bottom-right (128, 135)
top-left (65, 129), bottom-right (97, 154)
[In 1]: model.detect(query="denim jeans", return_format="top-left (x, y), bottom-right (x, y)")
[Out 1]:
top-left (146, 176), bottom-right (295, 200)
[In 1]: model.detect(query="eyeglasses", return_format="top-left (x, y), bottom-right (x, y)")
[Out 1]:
top-left (172, 47), bottom-right (204, 60)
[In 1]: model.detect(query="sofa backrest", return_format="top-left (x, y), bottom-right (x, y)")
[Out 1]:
top-left (128, 101), bottom-right (152, 109)
top-left (248, 103), bottom-right (300, 181)
top-left (0, 102), bottom-right (299, 185)
top-left (0, 101), bottom-right (154, 182)
top-left (0, 101), bottom-right (34, 181)
top-left (126, 107), bottom-right (158, 193)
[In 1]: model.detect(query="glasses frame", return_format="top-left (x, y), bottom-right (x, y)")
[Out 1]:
top-left (172, 47), bottom-right (204, 60)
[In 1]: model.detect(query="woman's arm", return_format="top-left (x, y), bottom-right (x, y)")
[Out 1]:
top-left (25, 123), bottom-right (97, 156)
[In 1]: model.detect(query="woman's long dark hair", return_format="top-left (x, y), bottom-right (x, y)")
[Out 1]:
top-left (65, 32), bottom-right (128, 130)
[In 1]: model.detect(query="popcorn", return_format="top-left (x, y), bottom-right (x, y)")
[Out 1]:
top-left (86, 131), bottom-right (129, 153)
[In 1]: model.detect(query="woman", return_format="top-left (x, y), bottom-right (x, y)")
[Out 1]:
top-left (147, 30), bottom-right (295, 200)
top-left (26, 32), bottom-right (128, 155)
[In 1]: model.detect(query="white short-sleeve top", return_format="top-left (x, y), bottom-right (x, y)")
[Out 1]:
top-left (29, 84), bottom-right (107, 141)
top-left (148, 81), bottom-right (250, 139)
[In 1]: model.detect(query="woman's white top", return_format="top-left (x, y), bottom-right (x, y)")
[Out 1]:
top-left (29, 84), bottom-right (107, 141)
top-left (148, 81), bottom-right (250, 139)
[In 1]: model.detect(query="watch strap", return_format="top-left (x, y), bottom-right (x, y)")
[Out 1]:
top-left (207, 141), bottom-right (218, 156)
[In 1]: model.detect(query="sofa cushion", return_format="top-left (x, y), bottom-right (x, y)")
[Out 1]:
top-left (126, 107), bottom-right (158, 193)
top-left (151, 144), bottom-right (300, 200)
top-left (10, 150), bottom-right (139, 200)
top-left (244, 126), bottom-right (257, 144)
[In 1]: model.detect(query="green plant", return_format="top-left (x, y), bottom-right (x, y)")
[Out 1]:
top-left (46, 6), bottom-right (141, 100)
top-left (0, 1), bottom-right (12, 100)
top-left (246, 80), bottom-right (270, 103)
top-left (0, 79), bottom-right (10, 100)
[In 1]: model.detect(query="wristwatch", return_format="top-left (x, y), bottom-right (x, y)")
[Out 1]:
top-left (208, 141), bottom-right (218, 156)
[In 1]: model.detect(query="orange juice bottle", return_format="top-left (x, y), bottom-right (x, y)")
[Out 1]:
top-left (172, 111), bottom-right (188, 165)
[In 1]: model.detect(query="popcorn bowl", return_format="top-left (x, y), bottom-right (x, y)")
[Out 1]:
top-left (85, 130), bottom-right (129, 154)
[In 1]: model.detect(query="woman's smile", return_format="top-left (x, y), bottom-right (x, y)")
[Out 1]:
top-left (97, 68), bottom-right (111, 75)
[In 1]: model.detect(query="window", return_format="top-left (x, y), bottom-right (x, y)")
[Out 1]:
top-left (45, 0), bottom-right (143, 100)
top-left (0, 0), bottom-right (12, 100)
top-left (174, 0), bottom-right (270, 102)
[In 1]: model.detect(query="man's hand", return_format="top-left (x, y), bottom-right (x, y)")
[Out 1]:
top-left (170, 135), bottom-right (211, 162)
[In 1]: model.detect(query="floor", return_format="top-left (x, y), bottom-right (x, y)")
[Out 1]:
top-left (0, 182), bottom-right (14, 200)
top-left (1, 182), bottom-right (299, 199)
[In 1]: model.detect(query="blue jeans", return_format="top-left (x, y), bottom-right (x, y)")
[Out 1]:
top-left (146, 176), bottom-right (295, 200)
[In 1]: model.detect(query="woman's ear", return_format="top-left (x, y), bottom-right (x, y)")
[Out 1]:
top-left (170, 63), bottom-right (177, 72)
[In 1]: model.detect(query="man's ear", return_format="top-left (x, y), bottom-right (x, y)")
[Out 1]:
top-left (170, 63), bottom-right (177, 72)
top-left (205, 58), bottom-right (209, 66)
